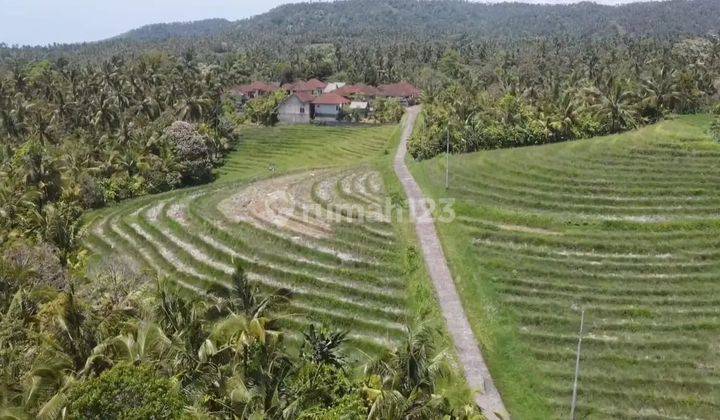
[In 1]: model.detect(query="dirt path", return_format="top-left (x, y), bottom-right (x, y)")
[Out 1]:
top-left (394, 106), bottom-right (509, 420)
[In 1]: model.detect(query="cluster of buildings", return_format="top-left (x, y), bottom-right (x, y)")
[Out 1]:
top-left (228, 78), bottom-right (421, 124)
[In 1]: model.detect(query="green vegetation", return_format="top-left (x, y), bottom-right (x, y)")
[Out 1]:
top-left (243, 90), bottom-right (288, 126)
top-left (5, 0), bottom-right (720, 67)
top-left (0, 121), bottom-right (475, 417)
top-left (0, 54), bottom-right (240, 251)
top-left (216, 124), bottom-right (396, 183)
top-left (411, 115), bottom-right (720, 418)
top-left (373, 98), bottom-right (405, 124)
top-left (66, 364), bottom-right (186, 419)
top-left (3, 0), bottom-right (720, 417)
top-left (409, 39), bottom-right (719, 159)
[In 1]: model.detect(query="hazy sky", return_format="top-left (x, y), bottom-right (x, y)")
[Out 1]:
top-left (0, 0), bottom-right (656, 46)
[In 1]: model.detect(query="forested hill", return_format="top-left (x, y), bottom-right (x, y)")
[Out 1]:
top-left (236, 0), bottom-right (719, 40)
top-left (113, 0), bottom-right (720, 43)
top-left (113, 18), bottom-right (237, 42)
top-left (3, 0), bottom-right (719, 64)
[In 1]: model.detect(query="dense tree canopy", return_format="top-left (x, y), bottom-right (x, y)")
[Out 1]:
top-left (409, 37), bottom-right (720, 159)
top-left (0, 53), bottom-right (239, 249)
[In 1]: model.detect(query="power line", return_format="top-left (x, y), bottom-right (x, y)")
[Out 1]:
top-left (445, 127), bottom-right (450, 190)
top-left (570, 309), bottom-right (585, 420)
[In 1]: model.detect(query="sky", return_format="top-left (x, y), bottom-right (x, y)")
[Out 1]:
top-left (0, 0), bottom-right (656, 46)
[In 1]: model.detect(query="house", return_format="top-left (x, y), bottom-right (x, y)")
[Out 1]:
top-left (303, 79), bottom-right (328, 96)
top-left (311, 92), bottom-right (350, 122)
top-left (275, 79), bottom-right (419, 124)
top-left (232, 81), bottom-right (278, 99)
top-left (335, 84), bottom-right (380, 100)
top-left (277, 92), bottom-right (315, 124)
top-left (282, 79), bottom-right (327, 96)
top-left (377, 81), bottom-right (422, 105)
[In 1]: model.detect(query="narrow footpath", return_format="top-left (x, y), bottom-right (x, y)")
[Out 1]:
top-left (394, 106), bottom-right (509, 420)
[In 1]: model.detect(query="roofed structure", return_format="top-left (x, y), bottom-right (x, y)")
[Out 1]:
top-left (231, 81), bottom-right (279, 98)
top-left (312, 92), bottom-right (351, 106)
top-left (334, 84), bottom-right (380, 98)
top-left (377, 81), bottom-right (421, 100)
top-left (283, 79), bottom-right (328, 95)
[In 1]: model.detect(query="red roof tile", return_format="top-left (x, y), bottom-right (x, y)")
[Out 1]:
top-left (233, 81), bottom-right (278, 95)
top-left (282, 79), bottom-right (327, 93)
top-left (312, 92), bottom-right (351, 105)
top-left (334, 84), bottom-right (380, 97)
top-left (294, 92), bottom-right (316, 103)
top-left (377, 81), bottom-right (421, 98)
top-left (304, 78), bottom-right (328, 90)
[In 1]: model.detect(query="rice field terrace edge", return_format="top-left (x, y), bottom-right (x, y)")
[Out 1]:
top-left (410, 114), bottom-right (720, 419)
top-left (80, 122), bottom-right (474, 403)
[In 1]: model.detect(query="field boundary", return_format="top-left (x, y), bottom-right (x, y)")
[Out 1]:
top-left (394, 106), bottom-right (508, 419)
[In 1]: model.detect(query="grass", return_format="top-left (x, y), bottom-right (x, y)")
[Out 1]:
top-left (216, 124), bottom-right (396, 183)
top-left (82, 122), bottom-right (471, 404)
top-left (410, 114), bottom-right (720, 419)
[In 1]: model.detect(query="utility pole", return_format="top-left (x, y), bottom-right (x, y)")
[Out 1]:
top-left (570, 309), bottom-right (585, 420)
top-left (445, 127), bottom-right (450, 190)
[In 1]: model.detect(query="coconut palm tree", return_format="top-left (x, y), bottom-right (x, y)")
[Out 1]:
top-left (584, 76), bottom-right (640, 133)
top-left (364, 323), bottom-right (451, 418)
top-left (85, 320), bottom-right (173, 369)
top-left (301, 325), bottom-right (348, 367)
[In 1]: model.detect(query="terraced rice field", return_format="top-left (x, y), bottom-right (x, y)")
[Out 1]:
top-left (411, 115), bottom-right (720, 418)
top-left (217, 124), bottom-right (395, 182)
top-left (83, 124), bottom-right (408, 355)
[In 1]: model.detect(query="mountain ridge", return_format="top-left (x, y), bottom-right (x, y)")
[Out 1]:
top-left (109, 0), bottom-right (719, 44)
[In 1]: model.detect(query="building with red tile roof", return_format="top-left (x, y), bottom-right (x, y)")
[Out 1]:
top-left (231, 81), bottom-right (278, 98)
top-left (303, 78), bottom-right (328, 91)
top-left (277, 92), bottom-right (316, 125)
top-left (311, 92), bottom-right (351, 106)
top-left (282, 79), bottom-right (328, 96)
top-left (334, 84), bottom-right (381, 98)
top-left (312, 92), bottom-right (351, 121)
top-left (275, 79), bottom-right (421, 124)
top-left (377, 81), bottom-right (422, 104)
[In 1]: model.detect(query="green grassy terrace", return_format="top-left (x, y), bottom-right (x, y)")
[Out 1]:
top-left (410, 114), bottom-right (720, 418)
top-left (216, 124), bottom-right (396, 183)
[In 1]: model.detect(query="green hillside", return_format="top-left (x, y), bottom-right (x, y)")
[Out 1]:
top-left (216, 124), bottom-right (395, 183)
top-left (83, 124), bottom-right (399, 353)
top-left (116, 0), bottom-right (720, 43)
top-left (81, 122), bottom-right (467, 394)
top-left (411, 115), bottom-right (720, 418)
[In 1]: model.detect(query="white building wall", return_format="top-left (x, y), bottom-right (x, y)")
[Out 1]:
top-left (315, 104), bottom-right (341, 117)
top-left (278, 96), bottom-right (311, 124)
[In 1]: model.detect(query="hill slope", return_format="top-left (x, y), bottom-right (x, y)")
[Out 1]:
top-left (114, 18), bottom-right (237, 42)
top-left (241, 0), bottom-right (720, 39)
top-left (411, 115), bottom-right (720, 418)
top-left (83, 124), bottom-right (404, 355)
top-left (115, 0), bottom-right (720, 43)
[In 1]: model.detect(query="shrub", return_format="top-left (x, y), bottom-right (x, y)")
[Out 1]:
top-left (711, 119), bottom-right (720, 143)
top-left (66, 364), bottom-right (185, 419)
top-left (298, 393), bottom-right (367, 420)
top-left (342, 107), bottom-right (367, 123)
top-left (374, 98), bottom-right (404, 123)
top-left (244, 91), bottom-right (287, 126)
top-left (289, 363), bottom-right (367, 419)
top-left (164, 121), bottom-right (214, 185)
top-left (77, 173), bottom-right (106, 209)
top-left (712, 104), bottom-right (720, 143)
